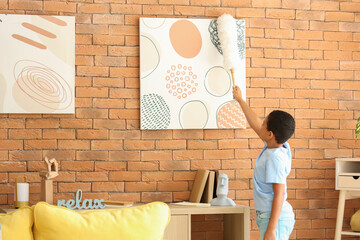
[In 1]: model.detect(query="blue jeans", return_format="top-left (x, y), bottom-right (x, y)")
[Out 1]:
top-left (256, 210), bottom-right (295, 240)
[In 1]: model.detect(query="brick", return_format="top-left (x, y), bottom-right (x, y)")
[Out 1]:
top-left (140, 131), bottom-right (171, 140)
top-left (61, 161), bottom-right (94, 172)
top-left (324, 129), bottom-right (352, 139)
top-left (204, 129), bottom-right (234, 139)
top-left (160, 161), bottom-right (190, 171)
top-left (109, 151), bottom-right (140, 161)
top-left (109, 171), bottom-right (141, 181)
top-left (77, 66), bottom-right (109, 77)
top-left (191, 160), bottom-right (221, 170)
top-left (340, 2), bottom-right (360, 12)
top-left (95, 56), bottom-right (126, 67)
top-left (141, 151), bottom-right (172, 161)
top-left (281, 79), bottom-right (310, 89)
top-left (110, 130), bottom-right (140, 140)
top-left (156, 140), bottom-right (186, 150)
top-left (128, 162), bottom-right (158, 171)
top-left (111, 4), bottom-right (142, 14)
top-left (266, 9), bottom-right (295, 19)
top-left (236, 8), bottom-right (264, 18)
top-left (266, 89), bottom-right (294, 98)
top-left (24, 140), bottom-right (57, 150)
top-left (266, 69), bottom-right (295, 78)
top-left (297, 70), bottom-right (324, 79)
top-left (93, 119), bottom-right (125, 130)
top-left (283, 0), bottom-right (310, 9)
top-left (250, 18), bottom-right (279, 29)
top-left (43, 129), bottom-right (75, 139)
top-left (76, 172), bottom-right (108, 182)
top-left (141, 192), bottom-right (172, 203)
top-left (281, 39), bottom-right (308, 49)
top-left (76, 24), bottom-right (108, 35)
top-left (325, 90), bottom-right (352, 100)
top-left (60, 119), bottom-right (92, 129)
top-left (311, 60), bottom-right (338, 69)
top-left (295, 109), bottom-right (324, 119)
top-left (59, 183), bottom-right (91, 193)
top-left (281, 19), bottom-right (308, 30)
top-left (93, 182), bottom-right (124, 192)
top-left (109, 46), bottom-right (138, 57)
top-left (110, 67), bottom-right (138, 78)
top-left (94, 35), bottom-right (125, 45)
top-left (78, 3), bottom-right (109, 13)
top-left (0, 162), bottom-right (26, 172)
top-left (325, 12), bottom-right (354, 22)
top-left (143, 5), bottom-right (173, 14)
top-left (9, 0), bottom-right (42, 10)
top-left (311, 1), bottom-right (339, 11)
top-left (26, 119), bottom-right (59, 128)
top-left (341, 81), bottom-right (360, 90)
top-left (125, 182), bottom-right (156, 192)
top-left (58, 140), bottom-right (90, 150)
top-left (77, 151), bottom-right (108, 161)
top-left (324, 51), bottom-right (352, 60)
top-left (309, 100), bottom-right (338, 110)
top-left (124, 140), bottom-right (154, 150)
top-left (95, 162), bottom-right (126, 172)
top-left (8, 129), bottom-right (41, 139)
top-left (142, 171), bottom-right (172, 182)
top-left (295, 129), bottom-right (323, 139)
top-left (280, 99), bottom-right (309, 109)
top-left (204, 150), bottom-right (234, 160)
top-left (295, 31), bottom-right (323, 41)
top-left (310, 41), bottom-right (338, 51)
top-left (44, 1), bottom-right (76, 12)
top-left (310, 21), bottom-right (338, 31)
top-left (173, 150), bottom-right (203, 160)
top-left (281, 59), bottom-right (310, 69)
top-left (296, 10), bottom-right (325, 21)
top-left (76, 109), bottom-right (108, 119)
top-left (252, 0), bottom-right (281, 8)
top-left (158, 181), bottom-right (188, 192)
top-left (77, 130), bottom-right (108, 140)
top-left (311, 120), bottom-right (339, 129)
top-left (252, 58), bottom-right (280, 68)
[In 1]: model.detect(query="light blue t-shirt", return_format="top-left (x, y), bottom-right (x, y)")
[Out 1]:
top-left (253, 142), bottom-right (292, 212)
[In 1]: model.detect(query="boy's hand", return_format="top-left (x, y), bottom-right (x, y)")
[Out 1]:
top-left (233, 85), bottom-right (242, 102)
top-left (264, 229), bottom-right (276, 240)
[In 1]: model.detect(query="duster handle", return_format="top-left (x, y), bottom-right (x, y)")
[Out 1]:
top-left (230, 68), bottom-right (236, 86)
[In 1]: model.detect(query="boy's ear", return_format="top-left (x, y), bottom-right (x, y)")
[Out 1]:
top-left (268, 130), bottom-right (274, 139)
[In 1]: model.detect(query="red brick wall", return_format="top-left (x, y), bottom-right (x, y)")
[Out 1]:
top-left (1, 0), bottom-right (360, 239)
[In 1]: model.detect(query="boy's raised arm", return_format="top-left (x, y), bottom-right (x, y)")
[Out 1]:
top-left (233, 85), bottom-right (262, 137)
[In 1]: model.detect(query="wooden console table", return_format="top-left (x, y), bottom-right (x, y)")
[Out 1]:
top-left (335, 158), bottom-right (360, 240)
top-left (164, 204), bottom-right (250, 240)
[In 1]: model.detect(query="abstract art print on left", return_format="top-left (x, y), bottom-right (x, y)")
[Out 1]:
top-left (0, 14), bottom-right (75, 113)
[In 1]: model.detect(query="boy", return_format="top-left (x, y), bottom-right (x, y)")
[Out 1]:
top-left (233, 86), bottom-right (295, 240)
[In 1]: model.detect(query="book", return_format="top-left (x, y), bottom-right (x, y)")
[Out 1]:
top-left (170, 201), bottom-right (211, 207)
top-left (189, 169), bottom-right (210, 203)
top-left (103, 201), bottom-right (133, 208)
top-left (201, 170), bottom-right (215, 203)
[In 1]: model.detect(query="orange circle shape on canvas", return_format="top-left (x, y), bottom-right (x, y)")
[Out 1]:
top-left (169, 20), bottom-right (202, 59)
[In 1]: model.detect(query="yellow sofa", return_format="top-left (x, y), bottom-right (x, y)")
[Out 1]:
top-left (0, 201), bottom-right (170, 240)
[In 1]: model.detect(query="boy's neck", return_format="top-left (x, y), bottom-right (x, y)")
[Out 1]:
top-left (266, 139), bottom-right (283, 149)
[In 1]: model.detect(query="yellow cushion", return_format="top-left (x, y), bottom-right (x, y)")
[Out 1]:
top-left (34, 201), bottom-right (170, 240)
top-left (351, 209), bottom-right (360, 232)
top-left (0, 206), bottom-right (34, 240)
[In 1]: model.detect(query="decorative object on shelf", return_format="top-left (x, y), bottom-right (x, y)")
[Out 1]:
top-left (351, 209), bottom-right (360, 232)
top-left (210, 173), bottom-right (236, 206)
top-left (14, 176), bottom-right (29, 208)
top-left (0, 14), bottom-right (75, 114)
top-left (39, 157), bottom-right (58, 204)
top-left (57, 189), bottom-right (106, 210)
top-left (140, 17), bottom-right (246, 130)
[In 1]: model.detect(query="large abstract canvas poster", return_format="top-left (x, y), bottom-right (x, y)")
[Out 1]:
top-left (140, 17), bottom-right (246, 130)
top-left (0, 14), bottom-right (75, 113)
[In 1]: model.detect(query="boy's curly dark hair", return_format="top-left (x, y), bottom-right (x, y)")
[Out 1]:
top-left (267, 110), bottom-right (295, 144)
